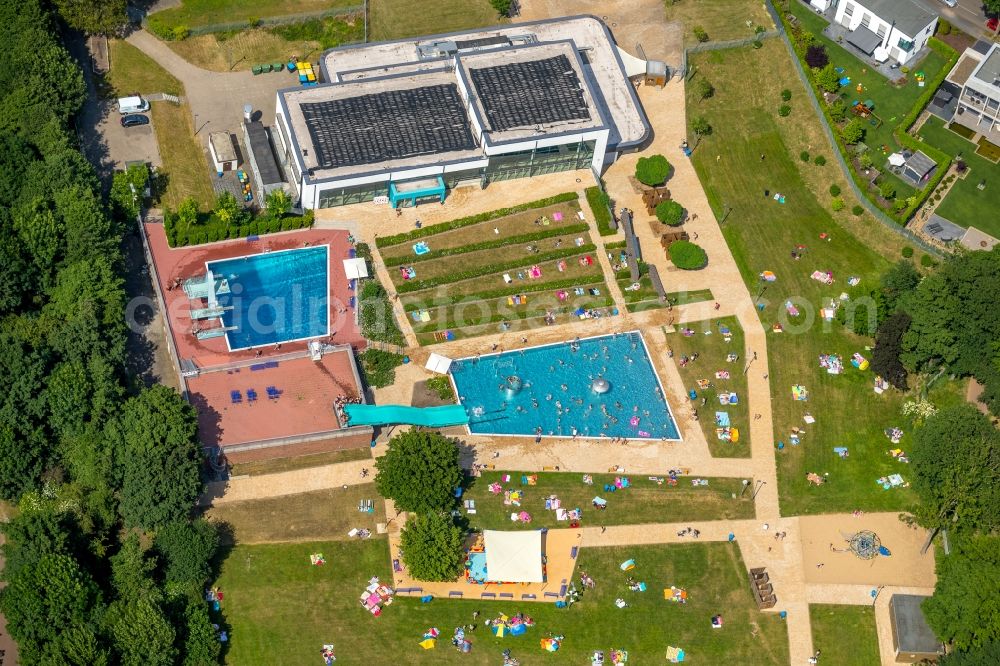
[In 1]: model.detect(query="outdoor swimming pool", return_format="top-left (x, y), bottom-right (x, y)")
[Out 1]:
top-left (467, 551), bottom-right (488, 583)
top-left (207, 246), bottom-right (329, 350)
top-left (450, 332), bottom-right (679, 440)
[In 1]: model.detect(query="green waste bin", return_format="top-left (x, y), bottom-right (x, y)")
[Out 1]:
top-left (252, 65), bottom-right (262, 75)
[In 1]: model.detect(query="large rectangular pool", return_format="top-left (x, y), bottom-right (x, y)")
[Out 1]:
top-left (207, 246), bottom-right (329, 350)
top-left (450, 332), bottom-right (680, 440)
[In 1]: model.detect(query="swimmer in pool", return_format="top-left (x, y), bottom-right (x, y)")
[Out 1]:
top-left (561, 384), bottom-right (568, 391)
top-left (546, 394), bottom-right (553, 401)
top-left (614, 401), bottom-right (622, 410)
top-left (555, 401), bottom-right (562, 409)
top-left (532, 399), bottom-right (539, 408)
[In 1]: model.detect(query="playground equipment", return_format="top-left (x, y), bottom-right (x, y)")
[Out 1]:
top-left (343, 404), bottom-right (469, 427)
top-left (847, 530), bottom-right (891, 559)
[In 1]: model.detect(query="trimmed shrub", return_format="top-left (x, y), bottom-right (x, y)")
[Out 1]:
top-left (800, 150), bottom-right (810, 162)
top-left (655, 200), bottom-right (684, 226)
top-left (852, 204), bottom-right (864, 216)
top-left (781, 89), bottom-right (792, 101)
top-left (829, 184), bottom-right (841, 197)
top-left (172, 25), bottom-right (190, 41)
top-left (805, 44), bottom-right (828, 69)
top-left (814, 155), bottom-right (826, 166)
top-left (585, 186), bottom-right (615, 236)
top-left (937, 19), bottom-right (952, 35)
top-left (359, 349), bottom-right (404, 389)
top-left (668, 241), bottom-right (708, 270)
top-left (841, 118), bottom-right (866, 144)
top-left (635, 155), bottom-right (672, 186)
top-left (902, 246), bottom-right (914, 258)
top-left (779, 105), bottom-right (792, 117)
top-left (693, 26), bottom-right (709, 42)
top-left (920, 254), bottom-right (935, 267)
top-left (879, 180), bottom-right (896, 200)
top-left (829, 99), bottom-right (847, 123)
top-left (831, 197), bottom-right (846, 212)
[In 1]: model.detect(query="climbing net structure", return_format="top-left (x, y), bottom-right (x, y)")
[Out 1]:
top-left (848, 530), bottom-right (882, 560)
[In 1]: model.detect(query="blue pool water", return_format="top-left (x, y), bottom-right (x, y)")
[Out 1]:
top-left (450, 332), bottom-right (679, 440)
top-left (207, 246), bottom-right (329, 350)
top-left (467, 551), bottom-right (488, 583)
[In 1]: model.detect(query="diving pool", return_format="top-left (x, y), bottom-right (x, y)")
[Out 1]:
top-left (207, 246), bottom-right (329, 350)
top-left (450, 332), bottom-right (680, 440)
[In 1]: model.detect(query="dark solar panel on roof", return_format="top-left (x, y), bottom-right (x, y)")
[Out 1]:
top-left (470, 55), bottom-right (591, 132)
top-left (300, 83), bottom-right (476, 169)
top-left (454, 36), bottom-right (510, 50)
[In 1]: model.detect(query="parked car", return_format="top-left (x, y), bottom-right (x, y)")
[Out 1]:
top-left (120, 114), bottom-right (150, 128)
top-left (117, 95), bottom-right (150, 114)
top-left (939, 0), bottom-right (957, 8)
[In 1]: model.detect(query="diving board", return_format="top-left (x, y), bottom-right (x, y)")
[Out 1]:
top-left (343, 404), bottom-right (469, 427)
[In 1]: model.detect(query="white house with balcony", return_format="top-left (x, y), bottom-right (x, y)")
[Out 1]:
top-left (833, 0), bottom-right (937, 67)
top-left (950, 42), bottom-right (1000, 138)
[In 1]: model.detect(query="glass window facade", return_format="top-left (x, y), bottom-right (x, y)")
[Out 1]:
top-left (313, 140), bottom-right (595, 208)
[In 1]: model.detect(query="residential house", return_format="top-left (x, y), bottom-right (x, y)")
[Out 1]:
top-left (833, 0), bottom-right (937, 67)
top-left (948, 41), bottom-right (1000, 138)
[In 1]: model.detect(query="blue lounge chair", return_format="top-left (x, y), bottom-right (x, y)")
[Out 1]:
top-left (230, 390), bottom-right (242, 404)
top-left (266, 386), bottom-right (280, 399)
top-left (247, 389), bottom-right (258, 403)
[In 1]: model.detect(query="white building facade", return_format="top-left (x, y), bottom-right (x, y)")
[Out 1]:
top-left (834, 0), bottom-right (937, 66)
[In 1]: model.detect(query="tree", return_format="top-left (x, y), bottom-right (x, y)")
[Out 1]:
top-left (668, 241), bottom-right (708, 270)
top-left (829, 99), bottom-right (847, 123)
top-left (375, 430), bottom-right (462, 513)
top-left (879, 180), bottom-right (896, 200)
top-left (985, 0), bottom-right (1000, 15)
top-left (182, 599), bottom-right (222, 666)
top-left (655, 200), bottom-right (685, 226)
top-left (176, 197), bottom-right (200, 229)
top-left (841, 118), bottom-right (866, 144)
top-left (924, 533), bottom-right (1000, 650)
top-left (693, 25), bottom-right (709, 42)
top-left (488, 0), bottom-right (512, 17)
top-left (399, 511), bottom-right (465, 581)
top-left (110, 534), bottom-right (158, 600)
top-left (213, 192), bottom-right (242, 226)
top-left (0, 553), bottom-right (104, 664)
top-left (107, 385), bottom-right (203, 530)
top-left (910, 405), bottom-right (1000, 533)
top-left (696, 78), bottom-right (714, 101)
top-left (871, 311), bottom-right (911, 389)
top-left (110, 164), bottom-right (149, 221)
top-left (154, 519), bottom-right (219, 595)
top-left (805, 44), bottom-right (829, 69)
top-left (266, 188), bottom-right (292, 219)
top-left (106, 598), bottom-right (178, 666)
top-left (940, 642), bottom-right (1000, 665)
top-left (53, 0), bottom-right (127, 35)
top-left (635, 154), bottom-right (671, 186)
top-left (360, 348), bottom-right (403, 388)
top-left (880, 260), bottom-right (920, 312)
top-left (691, 116), bottom-right (712, 139)
top-left (814, 63), bottom-right (841, 93)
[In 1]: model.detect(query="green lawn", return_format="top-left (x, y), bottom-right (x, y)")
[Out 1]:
top-left (918, 116), bottom-right (1000, 237)
top-left (154, 0), bottom-right (358, 29)
top-left (665, 0), bottom-right (774, 45)
top-left (666, 317), bottom-right (751, 458)
top-left (229, 447), bottom-right (370, 477)
top-left (789, 4), bottom-right (947, 198)
top-left (215, 539), bottom-right (789, 664)
top-left (810, 604), bottom-right (880, 665)
top-left (369, 0), bottom-right (502, 41)
top-left (464, 470), bottom-right (754, 531)
top-left (687, 42), bottom-right (922, 515)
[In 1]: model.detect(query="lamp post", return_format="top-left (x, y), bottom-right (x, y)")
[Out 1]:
top-left (751, 479), bottom-right (766, 500)
top-left (740, 478), bottom-right (750, 497)
top-left (721, 202), bottom-right (732, 224)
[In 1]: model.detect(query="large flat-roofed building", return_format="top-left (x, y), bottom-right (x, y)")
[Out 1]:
top-left (273, 16), bottom-right (650, 209)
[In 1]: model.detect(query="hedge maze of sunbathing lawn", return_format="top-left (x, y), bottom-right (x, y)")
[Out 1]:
top-left (377, 194), bottom-right (616, 345)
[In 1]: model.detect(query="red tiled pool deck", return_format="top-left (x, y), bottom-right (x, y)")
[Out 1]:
top-left (186, 349), bottom-right (361, 447)
top-left (144, 224), bottom-right (364, 371)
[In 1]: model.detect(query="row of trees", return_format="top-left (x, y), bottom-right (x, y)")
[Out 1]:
top-left (375, 431), bottom-right (466, 581)
top-left (846, 250), bottom-right (1000, 659)
top-left (0, 1), bottom-right (222, 662)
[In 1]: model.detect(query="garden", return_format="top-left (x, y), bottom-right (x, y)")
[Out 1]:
top-left (783, 2), bottom-right (956, 222)
top-left (463, 470), bottom-right (754, 531)
top-left (685, 41), bottom-right (954, 515)
top-left (917, 116), bottom-right (1000, 238)
top-left (666, 317), bottom-right (752, 458)
top-left (611, 246), bottom-right (713, 313)
top-left (376, 194), bottom-right (617, 345)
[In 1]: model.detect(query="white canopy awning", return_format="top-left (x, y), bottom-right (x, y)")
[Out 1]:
top-left (425, 353), bottom-right (453, 375)
top-left (342, 257), bottom-right (369, 279)
top-left (888, 152), bottom-right (907, 167)
top-left (483, 530), bottom-right (543, 583)
top-left (873, 46), bottom-right (890, 63)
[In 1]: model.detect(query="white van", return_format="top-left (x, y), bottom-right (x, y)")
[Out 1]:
top-left (117, 96), bottom-right (150, 114)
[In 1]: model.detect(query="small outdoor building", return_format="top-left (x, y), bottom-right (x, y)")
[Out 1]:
top-left (888, 594), bottom-right (944, 663)
top-left (425, 353), bottom-right (453, 375)
top-left (389, 177), bottom-right (446, 209)
top-left (901, 150), bottom-right (937, 186)
top-left (483, 530), bottom-right (544, 583)
top-left (208, 132), bottom-right (238, 174)
top-left (242, 119), bottom-right (285, 205)
top-left (644, 60), bottom-right (668, 88)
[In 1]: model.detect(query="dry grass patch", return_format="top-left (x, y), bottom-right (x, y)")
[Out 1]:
top-left (664, 0), bottom-right (773, 45)
top-left (166, 29), bottom-right (320, 71)
top-left (369, 0), bottom-right (502, 41)
top-left (230, 448), bottom-right (371, 476)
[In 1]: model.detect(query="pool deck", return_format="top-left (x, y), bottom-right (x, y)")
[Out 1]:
top-left (186, 348), bottom-right (360, 448)
top-left (144, 224), bottom-right (364, 371)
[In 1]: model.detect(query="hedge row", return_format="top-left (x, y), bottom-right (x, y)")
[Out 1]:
top-left (164, 211), bottom-right (313, 247)
top-left (375, 192), bottom-right (579, 247)
top-left (396, 244), bottom-right (596, 293)
top-left (402, 273), bottom-right (605, 309)
top-left (381, 222), bottom-right (589, 267)
top-left (604, 240), bottom-right (627, 250)
top-left (585, 186), bottom-right (617, 237)
top-left (359, 280), bottom-right (406, 346)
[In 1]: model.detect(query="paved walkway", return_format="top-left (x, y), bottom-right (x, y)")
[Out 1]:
top-left (200, 459), bottom-right (371, 505)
